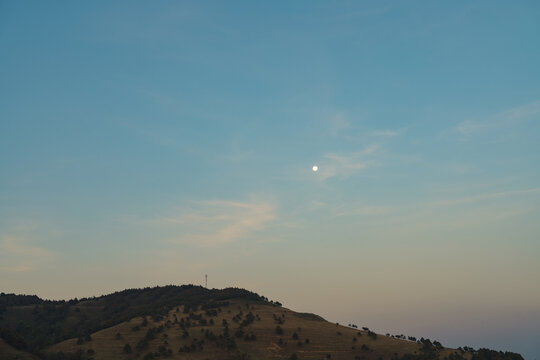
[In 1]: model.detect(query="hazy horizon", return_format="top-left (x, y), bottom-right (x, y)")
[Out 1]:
top-left (1, 1), bottom-right (539, 359)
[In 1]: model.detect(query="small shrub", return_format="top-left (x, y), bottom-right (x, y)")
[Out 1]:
top-left (235, 328), bottom-right (244, 338)
top-left (143, 352), bottom-right (155, 360)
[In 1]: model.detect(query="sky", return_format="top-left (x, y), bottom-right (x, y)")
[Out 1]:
top-left (1, 0), bottom-right (539, 358)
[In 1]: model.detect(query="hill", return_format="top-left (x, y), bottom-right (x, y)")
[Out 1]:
top-left (0, 286), bottom-right (524, 360)
top-left (0, 338), bottom-right (40, 360)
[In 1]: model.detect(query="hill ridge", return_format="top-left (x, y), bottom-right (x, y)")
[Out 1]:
top-left (0, 286), bottom-right (523, 360)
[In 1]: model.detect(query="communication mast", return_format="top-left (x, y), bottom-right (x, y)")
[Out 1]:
top-left (205, 274), bottom-right (208, 288)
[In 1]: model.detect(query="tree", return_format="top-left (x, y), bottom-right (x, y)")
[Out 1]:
top-left (123, 343), bottom-right (132, 354)
top-left (275, 325), bottom-right (283, 335)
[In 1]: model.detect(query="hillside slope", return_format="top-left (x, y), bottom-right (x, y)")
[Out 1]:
top-left (0, 338), bottom-right (40, 360)
top-left (0, 286), bottom-right (524, 360)
top-left (1, 286), bottom-right (264, 351)
top-left (46, 298), bottom-right (466, 360)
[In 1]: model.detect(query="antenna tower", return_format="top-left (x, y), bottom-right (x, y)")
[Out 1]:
top-left (205, 274), bottom-right (208, 288)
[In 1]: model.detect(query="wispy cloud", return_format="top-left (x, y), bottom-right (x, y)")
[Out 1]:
top-left (1, 235), bottom-right (56, 258)
top-left (329, 113), bottom-right (351, 137)
top-left (316, 145), bottom-right (378, 180)
top-left (456, 99), bottom-right (540, 137)
top-left (333, 205), bottom-right (394, 218)
top-left (0, 235), bottom-right (56, 273)
top-left (3, 265), bottom-right (32, 273)
top-left (150, 198), bottom-right (275, 246)
top-left (370, 130), bottom-right (399, 137)
top-left (322, 184), bottom-right (540, 224)
top-left (426, 187), bottom-right (540, 208)
top-left (223, 140), bottom-right (253, 162)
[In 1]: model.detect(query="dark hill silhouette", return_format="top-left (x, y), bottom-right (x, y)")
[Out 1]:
top-left (0, 286), bottom-right (523, 360)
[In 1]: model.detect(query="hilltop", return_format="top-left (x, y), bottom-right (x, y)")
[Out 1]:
top-left (0, 286), bottom-right (523, 360)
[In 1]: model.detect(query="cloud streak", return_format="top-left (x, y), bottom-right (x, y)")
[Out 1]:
top-left (370, 130), bottom-right (399, 137)
top-left (333, 205), bottom-right (394, 218)
top-left (1, 235), bottom-right (55, 258)
top-left (0, 235), bottom-right (56, 273)
top-left (3, 265), bottom-right (32, 273)
top-left (426, 187), bottom-right (540, 208)
top-left (151, 198), bottom-right (275, 246)
top-left (316, 145), bottom-right (378, 181)
top-left (456, 99), bottom-right (540, 137)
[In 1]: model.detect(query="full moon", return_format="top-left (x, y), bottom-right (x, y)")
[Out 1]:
top-left (312, 165), bottom-right (318, 172)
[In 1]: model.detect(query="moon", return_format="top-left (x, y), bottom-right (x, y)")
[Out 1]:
top-left (312, 165), bottom-right (318, 172)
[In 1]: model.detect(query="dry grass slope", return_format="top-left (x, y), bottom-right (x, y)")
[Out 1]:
top-left (0, 338), bottom-right (41, 360)
top-left (47, 299), bottom-right (468, 360)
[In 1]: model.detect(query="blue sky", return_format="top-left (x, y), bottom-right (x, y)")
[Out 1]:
top-left (1, 1), bottom-right (540, 358)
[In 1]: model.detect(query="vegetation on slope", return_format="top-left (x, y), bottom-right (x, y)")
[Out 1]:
top-left (0, 285), bottom-right (269, 352)
top-left (0, 286), bottom-right (524, 360)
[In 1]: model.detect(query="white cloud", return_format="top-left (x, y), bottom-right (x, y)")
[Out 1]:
top-left (456, 99), bottom-right (540, 137)
top-left (427, 187), bottom-right (540, 208)
top-left (0, 235), bottom-right (56, 273)
top-left (4, 265), bottom-right (32, 272)
top-left (455, 120), bottom-right (490, 137)
top-left (370, 130), bottom-right (399, 137)
top-left (316, 145), bottom-right (378, 180)
top-left (0, 235), bottom-right (55, 258)
top-left (152, 198), bottom-right (275, 246)
top-left (333, 205), bottom-right (394, 218)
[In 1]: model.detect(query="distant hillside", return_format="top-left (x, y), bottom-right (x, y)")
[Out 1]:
top-left (0, 285), bottom-right (266, 351)
top-left (0, 286), bottom-right (523, 360)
